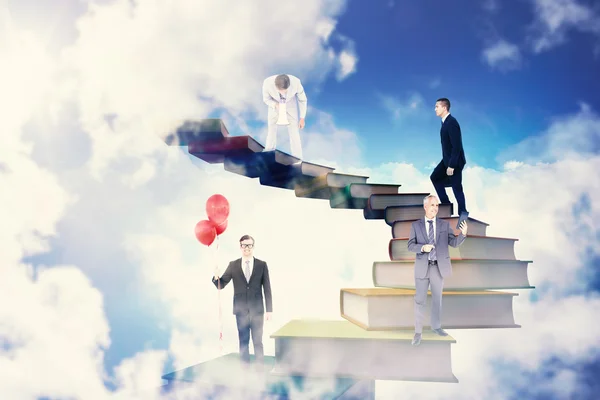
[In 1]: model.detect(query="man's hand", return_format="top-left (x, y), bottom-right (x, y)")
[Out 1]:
top-left (459, 221), bottom-right (468, 236)
top-left (266, 312), bottom-right (272, 321)
top-left (421, 244), bottom-right (435, 253)
top-left (299, 118), bottom-right (305, 129)
top-left (446, 167), bottom-right (454, 176)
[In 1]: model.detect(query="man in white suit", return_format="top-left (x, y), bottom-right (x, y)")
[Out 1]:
top-left (262, 74), bottom-right (307, 160)
top-left (407, 194), bottom-right (468, 346)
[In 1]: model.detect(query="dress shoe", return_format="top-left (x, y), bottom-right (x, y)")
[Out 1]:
top-left (431, 328), bottom-right (448, 336)
top-left (411, 333), bottom-right (422, 346)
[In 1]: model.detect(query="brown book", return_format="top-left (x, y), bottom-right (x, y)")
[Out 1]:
top-left (270, 319), bottom-right (458, 383)
top-left (372, 259), bottom-right (534, 290)
top-left (389, 235), bottom-right (518, 260)
top-left (392, 216), bottom-right (489, 238)
top-left (340, 288), bottom-right (520, 330)
top-left (385, 204), bottom-right (453, 224)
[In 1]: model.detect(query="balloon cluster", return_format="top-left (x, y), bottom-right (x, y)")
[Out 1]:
top-left (194, 194), bottom-right (230, 246)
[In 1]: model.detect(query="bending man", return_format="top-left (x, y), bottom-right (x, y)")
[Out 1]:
top-left (262, 74), bottom-right (307, 160)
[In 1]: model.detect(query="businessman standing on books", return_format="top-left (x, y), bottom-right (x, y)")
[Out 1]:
top-left (262, 74), bottom-right (307, 160)
top-left (212, 235), bottom-right (273, 364)
top-left (408, 195), bottom-right (468, 346)
top-left (431, 98), bottom-right (468, 216)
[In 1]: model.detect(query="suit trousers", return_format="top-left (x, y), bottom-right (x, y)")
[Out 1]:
top-left (235, 312), bottom-right (264, 363)
top-left (430, 160), bottom-right (467, 215)
top-left (414, 262), bottom-right (444, 333)
top-left (266, 105), bottom-right (302, 159)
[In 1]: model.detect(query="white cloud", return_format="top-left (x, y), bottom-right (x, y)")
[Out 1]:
top-left (0, 11), bottom-right (168, 399)
top-left (482, 39), bottom-right (522, 71)
top-left (333, 34), bottom-right (358, 81)
top-left (498, 102), bottom-right (600, 163)
top-left (4, 1), bottom-right (600, 398)
top-left (528, 0), bottom-right (600, 53)
top-left (59, 0), bottom-right (358, 187)
top-left (429, 77), bottom-right (441, 88)
top-left (378, 92), bottom-right (426, 121)
top-left (337, 48), bottom-right (358, 80)
top-left (482, 0), bottom-right (500, 12)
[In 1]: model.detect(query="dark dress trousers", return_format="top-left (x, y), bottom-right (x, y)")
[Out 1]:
top-left (430, 114), bottom-right (468, 214)
top-left (212, 257), bottom-right (272, 363)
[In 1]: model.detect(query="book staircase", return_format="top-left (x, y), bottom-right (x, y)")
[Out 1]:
top-left (160, 120), bottom-right (534, 398)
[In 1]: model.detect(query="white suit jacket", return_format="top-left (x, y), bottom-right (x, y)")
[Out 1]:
top-left (262, 74), bottom-right (308, 119)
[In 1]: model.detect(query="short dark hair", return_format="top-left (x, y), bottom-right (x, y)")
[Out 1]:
top-left (240, 235), bottom-right (254, 244)
top-left (436, 98), bottom-right (450, 111)
top-left (275, 74), bottom-right (290, 90)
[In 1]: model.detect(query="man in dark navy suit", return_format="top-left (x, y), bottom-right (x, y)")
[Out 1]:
top-left (213, 235), bottom-right (272, 364)
top-left (430, 98), bottom-right (468, 215)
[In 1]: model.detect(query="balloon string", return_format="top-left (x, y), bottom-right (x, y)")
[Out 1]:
top-left (216, 234), bottom-right (223, 355)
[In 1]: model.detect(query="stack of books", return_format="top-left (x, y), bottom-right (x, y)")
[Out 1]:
top-left (161, 119), bottom-right (534, 396)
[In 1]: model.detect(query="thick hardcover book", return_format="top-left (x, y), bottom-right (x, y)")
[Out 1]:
top-left (372, 259), bottom-right (534, 290)
top-left (329, 183), bottom-right (400, 209)
top-left (363, 193), bottom-right (431, 219)
top-left (340, 288), bottom-right (520, 330)
top-left (389, 235), bottom-right (518, 260)
top-left (385, 204), bottom-right (453, 225)
top-left (294, 172), bottom-right (368, 199)
top-left (271, 319), bottom-right (457, 383)
top-left (392, 216), bottom-right (489, 238)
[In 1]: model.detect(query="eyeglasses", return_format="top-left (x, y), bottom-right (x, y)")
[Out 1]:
top-left (240, 244), bottom-right (254, 249)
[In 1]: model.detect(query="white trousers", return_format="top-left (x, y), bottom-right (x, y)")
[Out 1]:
top-left (266, 105), bottom-right (303, 159)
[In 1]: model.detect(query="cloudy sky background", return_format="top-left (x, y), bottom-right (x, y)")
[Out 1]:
top-left (1, 0), bottom-right (600, 398)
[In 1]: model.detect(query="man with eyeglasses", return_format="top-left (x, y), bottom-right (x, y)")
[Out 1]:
top-left (212, 235), bottom-right (273, 365)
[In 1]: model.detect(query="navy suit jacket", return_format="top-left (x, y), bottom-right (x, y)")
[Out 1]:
top-left (212, 257), bottom-right (273, 315)
top-left (440, 114), bottom-right (466, 169)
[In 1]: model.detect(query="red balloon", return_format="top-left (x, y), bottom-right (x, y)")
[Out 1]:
top-left (194, 220), bottom-right (216, 246)
top-left (206, 194), bottom-right (230, 225)
top-left (215, 219), bottom-right (227, 236)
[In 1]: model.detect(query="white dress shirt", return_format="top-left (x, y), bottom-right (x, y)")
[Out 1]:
top-left (242, 256), bottom-right (254, 280)
top-left (442, 112), bottom-right (450, 123)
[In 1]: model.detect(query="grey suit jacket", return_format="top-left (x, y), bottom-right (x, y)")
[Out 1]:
top-left (212, 257), bottom-right (273, 315)
top-left (407, 218), bottom-right (465, 279)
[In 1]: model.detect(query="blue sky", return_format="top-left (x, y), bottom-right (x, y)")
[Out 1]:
top-left (2, 0), bottom-right (600, 399)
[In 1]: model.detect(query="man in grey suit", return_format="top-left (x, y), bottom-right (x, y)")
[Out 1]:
top-left (213, 235), bottom-right (273, 364)
top-left (407, 195), bottom-right (468, 346)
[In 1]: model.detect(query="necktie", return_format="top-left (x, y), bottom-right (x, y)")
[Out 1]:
top-left (428, 220), bottom-right (437, 261)
top-left (245, 260), bottom-right (250, 281)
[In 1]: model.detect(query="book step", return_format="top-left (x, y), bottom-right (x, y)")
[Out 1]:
top-left (271, 319), bottom-right (457, 383)
top-left (384, 203), bottom-right (453, 225)
top-left (329, 183), bottom-right (401, 209)
top-left (294, 172), bottom-right (369, 199)
top-left (340, 288), bottom-right (520, 330)
top-left (372, 259), bottom-right (534, 290)
top-left (392, 216), bottom-right (489, 237)
top-left (188, 134), bottom-right (264, 164)
top-left (389, 235), bottom-right (518, 260)
top-left (222, 150), bottom-right (334, 189)
top-left (363, 193), bottom-right (432, 219)
top-left (164, 119), bottom-right (230, 146)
